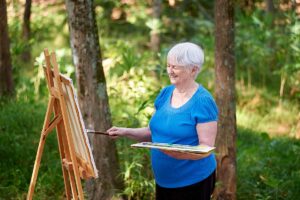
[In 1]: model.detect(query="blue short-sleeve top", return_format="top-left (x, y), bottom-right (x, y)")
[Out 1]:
top-left (149, 84), bottom-right (218, 188)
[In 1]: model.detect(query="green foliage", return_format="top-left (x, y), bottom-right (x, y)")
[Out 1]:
top-left (32, 48), bottom-right (74, 98)
top-left (104, 41), bottom-right (162, 127)
top-left (237, 128), bottom-right (300, 199)
top-left (236, 9), bottom-right (300, 100)
top-left (116, 139), bottom-right (155, 200)
top-left (104, 42), bottom-right (159, 198)
top-left (236, 86), bottom-right (299, 137)
top-left (0, 98), bottom-right (64, 199)
top-left (13, 48), bottom-right (74, 103)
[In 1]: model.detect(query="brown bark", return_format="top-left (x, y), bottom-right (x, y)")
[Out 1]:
top-left (0, 0), bottom-right (14, 96)
top-left (214, 0), bottom-right (237, 200)
top-left (150, 0), bottom-right (161, 52)
top-left (65, 0), bottom-right (123, 199)
top-left (265, 0), bottom-right (276, 74)
top-left (265, 0), bottom-right (275, 14)
top-left (21, 0), bottom-right (32, 62)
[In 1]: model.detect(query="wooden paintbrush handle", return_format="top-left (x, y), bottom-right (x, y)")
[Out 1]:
top-left (86, 129), bottom-right (109, 135)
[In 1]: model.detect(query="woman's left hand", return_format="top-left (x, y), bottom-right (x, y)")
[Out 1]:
top-left (161, 150), bottom-right (210, 160)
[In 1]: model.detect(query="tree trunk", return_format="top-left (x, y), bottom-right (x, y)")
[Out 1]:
top-left (0, 0), bottom-right (14, 96)
top-left (265, 0), bottom-right (275, 14)
top-left (65, 0), bottom-right (123, 199)
top-left (21, 0), bottom-right (32, 62)
top-left (265, 0), bottom-right (276, 73)
top-left (279, 73), bottom-right (286, 107)
top-left (150, 0), bottom-right (161, 52)
top-left (214, 0), bottom-right (237, 200)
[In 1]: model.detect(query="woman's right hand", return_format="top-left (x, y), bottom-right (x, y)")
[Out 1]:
top-left (107, 126), bottom-right (128, 139)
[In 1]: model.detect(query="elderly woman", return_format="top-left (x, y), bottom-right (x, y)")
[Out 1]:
top-left (108, 42), bottom-right (218, 200)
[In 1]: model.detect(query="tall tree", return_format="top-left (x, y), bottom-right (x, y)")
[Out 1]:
top-left (21, 0), bottom-right (32, 62)
top-left (265, 0), bottom-right (275, 14)
top-left (64, 0), bottom-right (123, 199)
top-left (214, 0), bottom-right (237, 199)
top-left (149, 0), bottom-right (161, 52)
top-left (0, 0), bottom-right (14, 96)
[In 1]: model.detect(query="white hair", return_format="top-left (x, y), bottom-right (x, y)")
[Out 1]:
top-left (167, 42), bottom-right (204, 78)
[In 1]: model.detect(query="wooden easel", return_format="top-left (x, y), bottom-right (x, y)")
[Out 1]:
top-left (27, 49), bottom-right (97, 200)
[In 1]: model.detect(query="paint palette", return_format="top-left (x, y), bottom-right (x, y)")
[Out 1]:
top-left (131, 142), bottom-right (215, 154)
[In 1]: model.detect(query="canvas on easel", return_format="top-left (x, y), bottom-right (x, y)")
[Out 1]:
top-left (27, 49), bottom-right (98, 200)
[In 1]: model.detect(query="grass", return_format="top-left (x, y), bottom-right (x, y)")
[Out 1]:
top-left (0, 98), bottom-right (64, 199)
top-left (236, 85), bottom-right (299, 137)
top-left (237, 128), bottom-right (300, 199)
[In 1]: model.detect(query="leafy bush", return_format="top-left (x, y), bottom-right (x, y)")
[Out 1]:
top-left (116, 139), bottom-right (155, 200)
top-left (0, 98), bottom-right (64, 199)
top-left (237, 128), bottom-right (300, 200)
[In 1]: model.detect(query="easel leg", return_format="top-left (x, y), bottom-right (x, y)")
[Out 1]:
top-left (73, 166), bottom-right (85, 199)
top-left (69, 169), bottom-right (79, 199)
top-left (56, 121), bottom-right (72, 200)
top-left (63, 126), bottom-right (85, 199)
top-left (27, 133), bottom-right (47, 200)
top-left (60, 125), bottom-right (79, 200)
top-left (27, 98), bottom-right (54, 200)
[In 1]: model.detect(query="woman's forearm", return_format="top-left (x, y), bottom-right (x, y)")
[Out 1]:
top-left (125, 127), bottom-right (152, 142)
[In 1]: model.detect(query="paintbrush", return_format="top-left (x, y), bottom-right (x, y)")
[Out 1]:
top-left (86, 129), bottom-right (109, 136)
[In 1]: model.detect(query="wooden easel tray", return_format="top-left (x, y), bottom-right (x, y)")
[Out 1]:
top-left (131, 142), bottom-right (215, 154)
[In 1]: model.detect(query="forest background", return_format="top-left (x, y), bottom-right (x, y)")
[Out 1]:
top-left (0, 0), bottom-right (299, 199)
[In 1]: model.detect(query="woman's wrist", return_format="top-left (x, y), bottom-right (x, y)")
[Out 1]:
top-left (124, 127), bottom-right (135, 137)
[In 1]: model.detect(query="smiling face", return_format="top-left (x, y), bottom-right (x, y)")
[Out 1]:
top-left (167, 58), bottom-right (195, 86)
top-left (166, 42), bottom-right (204, 85)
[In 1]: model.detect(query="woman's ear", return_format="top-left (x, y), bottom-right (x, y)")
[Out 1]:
top-left (190, 66), bottom-right (200, 79)
top-left (192, 66), bottom-right (198, 75)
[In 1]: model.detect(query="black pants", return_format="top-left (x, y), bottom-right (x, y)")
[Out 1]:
top-left (155, 171), bottom-right (216, 200)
